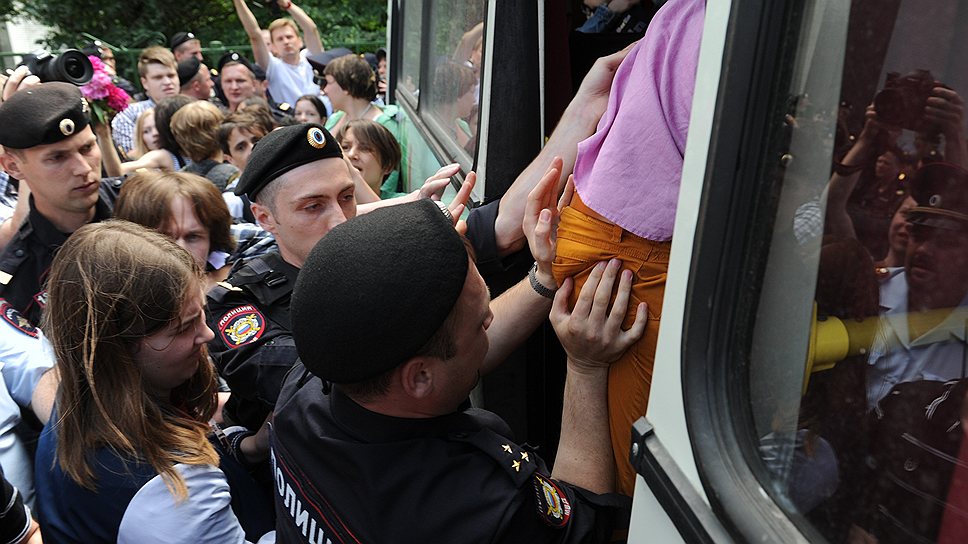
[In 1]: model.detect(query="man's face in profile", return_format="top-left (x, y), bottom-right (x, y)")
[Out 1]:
top-left (906, 221), bottom-right (968, 308)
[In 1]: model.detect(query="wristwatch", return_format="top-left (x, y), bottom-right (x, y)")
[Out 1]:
top-left (529, 262), bottom-right (557, 299)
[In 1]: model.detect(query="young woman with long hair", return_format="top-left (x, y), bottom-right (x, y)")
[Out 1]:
top-left (33, 221), bottom-right (273, 543)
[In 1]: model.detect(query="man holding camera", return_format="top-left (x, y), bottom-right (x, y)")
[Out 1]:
top-left (110, 46), bottom-right (180, 154)
top-left (0, 83), bottom-right (121, 326)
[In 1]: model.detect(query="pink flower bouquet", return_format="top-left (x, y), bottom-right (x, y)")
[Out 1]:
top-left (80, 55), bottom-right (130, 124)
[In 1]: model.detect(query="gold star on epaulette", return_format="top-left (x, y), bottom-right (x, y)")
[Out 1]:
top-left (520, 451), bottom-right (530, 463)
top-left (511, 460), bottom-right (521, 472)
top-left (279, 102), bottom-right (291, 111)
top-left (502, 444), bottom-right (512, 454)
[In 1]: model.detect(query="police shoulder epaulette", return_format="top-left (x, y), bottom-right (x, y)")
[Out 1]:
top-left (448, 427), bottom-right (536, 487)
top-left (207, 281), bottom-right (244, 303)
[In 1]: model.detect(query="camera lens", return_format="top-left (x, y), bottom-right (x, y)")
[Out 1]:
top-left (55, 50), bottom-right (94, 86)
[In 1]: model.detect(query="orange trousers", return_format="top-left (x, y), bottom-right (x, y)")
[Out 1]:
top-left (552, 194), bottom-right (670, 496)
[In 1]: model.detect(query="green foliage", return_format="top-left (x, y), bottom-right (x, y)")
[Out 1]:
top-left (15, 0), bottom-right (385, 53)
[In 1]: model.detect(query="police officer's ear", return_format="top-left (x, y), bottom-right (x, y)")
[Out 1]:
top-left (398, 357), bottom-right (435, 400)
top-left (250, 201), bottom-right (277, 234)
top-left (0, 150), bottom-right (26, 182)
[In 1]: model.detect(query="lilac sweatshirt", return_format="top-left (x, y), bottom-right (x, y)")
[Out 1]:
top-left (573, 0), bottom-right (705, 241)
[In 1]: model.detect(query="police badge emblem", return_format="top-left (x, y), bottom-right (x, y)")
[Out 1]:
top-left (218, 304), bottom-right (266, 347)
top-left (0, 300), bottom-right (38, 338)
top-left (532, 473), bottom-right (572, 528)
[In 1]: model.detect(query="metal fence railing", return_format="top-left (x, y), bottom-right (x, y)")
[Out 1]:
top-left (1, 40), bottom-right (384, 93)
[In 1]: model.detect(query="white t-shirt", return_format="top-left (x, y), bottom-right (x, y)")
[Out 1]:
top-left (266, 55), bottom-right (319, 106)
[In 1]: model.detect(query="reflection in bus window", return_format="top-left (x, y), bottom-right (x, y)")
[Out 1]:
top-left (749, 2), bottom-right (968, 542)
top-left (424, 2), bottom-right (485, 160)
top-left (399, 0), bottom-right (423, 96)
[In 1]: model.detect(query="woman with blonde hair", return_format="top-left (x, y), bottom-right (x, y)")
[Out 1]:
top-left (33, 221), bottom-right (273, 543)
top-left (129, 108), bottom-right (160, 159)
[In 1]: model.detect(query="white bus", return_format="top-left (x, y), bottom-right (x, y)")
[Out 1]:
top-left (386, 1), bottom-right (968, 541)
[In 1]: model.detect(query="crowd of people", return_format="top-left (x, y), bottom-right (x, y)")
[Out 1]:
top-left (0, 0), bottom-right (698, 541)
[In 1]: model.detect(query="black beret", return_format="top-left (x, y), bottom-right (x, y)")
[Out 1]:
top-left (908, 162), bottom-right (968, 230)
top-left (170, 31), bottom-right (197, 51)
top-left (217, 51), bottom-right (255, 76)
top-left (306, 47), bottom-right (354, 74)
top-left (292, 199), bottom-right (469, 383)
top-left (235, 123), bottom-right (343, 200)
top-left (177, 57), bottom-right (201, 86)
top-left (0, 83), bottom-right (90, 149)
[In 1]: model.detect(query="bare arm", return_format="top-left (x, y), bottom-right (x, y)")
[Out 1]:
top-left (31, 366), bottom-right (58, 425)
top-left (119, 149), bottom-right (175, 174)
top-left (550, 261), bottom-right (647, 494)
top-left (481, 162), bottom-right (566, 373)
top-left (357, 163), bottom-right (470, 214)
top-left (493, 43), bottom-right (634, 257)
top-left (94, 121), bottom-right (123, 178)
top-left (824, 108), bottom-right (881, 240)
top-left (283, 0), bottom-right (324, 55)
top-left (452, 22), bottom-right (484, 64)
top-left (233, 0), bottom-right (272, 69)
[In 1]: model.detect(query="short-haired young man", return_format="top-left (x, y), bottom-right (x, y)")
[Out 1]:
top-left (111, 46), bottom-right (180, 153)
top-left (0, 83), bottom-right (123, 326)
top-left (232, 0), bottom-right (324, 105)
top-left (217, 51), bottom-right (262, 113)
top-left (170, 31), bottom-right (203, 62)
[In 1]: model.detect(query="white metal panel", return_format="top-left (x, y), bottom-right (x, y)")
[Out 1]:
top-left (633, 0), bottom-right (733, 509)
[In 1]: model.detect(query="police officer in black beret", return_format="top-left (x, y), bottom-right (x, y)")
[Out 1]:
top-left (215, 51), bottom-right (293, 123)
top-left (205, 123), bottom-right (346, 429)
top-left (206, 121), bottom-right (559, 435)
top-left (271, 199), bottom-right (644, 542)
top-left (866, 162), bottom-right (968, 410)
top-left (0, 82), bottom-right (123, 326)
top-left (170, 31), bottom-right (203, 62)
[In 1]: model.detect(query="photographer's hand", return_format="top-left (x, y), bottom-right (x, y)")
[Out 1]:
top-left (1, 66), bottom-right (40, 102)
top-left (926, 85), bottom-right (967, 168)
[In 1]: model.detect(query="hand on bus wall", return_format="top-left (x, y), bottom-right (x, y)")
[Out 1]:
top-left (493, 44), bottom-right (635, 259)
top-left (523, 158), bottom-right (571, 287)
top-left (550, 258), bottom-right (648, 372)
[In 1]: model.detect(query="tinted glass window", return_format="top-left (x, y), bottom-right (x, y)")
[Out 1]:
top-left (748, 2), bottom-right (968, 542)
top-left (399, 0), bottom-right (423, 97)
top-left (423, 1), bottom-right (486, 163)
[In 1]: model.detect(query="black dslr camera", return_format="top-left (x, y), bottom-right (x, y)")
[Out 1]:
top-left (873, 69), bottom-right (936, 131)
top-left (21, 49), bottom-right (94, 86)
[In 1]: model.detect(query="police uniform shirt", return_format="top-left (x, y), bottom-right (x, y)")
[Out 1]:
top-left (0, 178), bottom-right (121, 326)
top-left (271, 363), bottom-right (631, 543)
top-left (0, 300), bottom-right (54, 506)
top-left (866, 270), bottom-right (968, 409)
top-left (206, 251), bottom-right (300, 429)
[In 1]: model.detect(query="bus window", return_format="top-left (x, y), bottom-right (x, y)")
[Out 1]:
top-left (423, 3), bottom-right (486, 166)
top-left (744, 1), bottom-right (968, 542)
top-left (398, 0), bottom-right (424, 99)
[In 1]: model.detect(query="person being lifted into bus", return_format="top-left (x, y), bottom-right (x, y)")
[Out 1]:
top-left (232, 0), bottom-right (323, 107)
top-left (272, 198), bottom-right (645, 543)
top-left (550, 0), bottom-right (705, 495)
